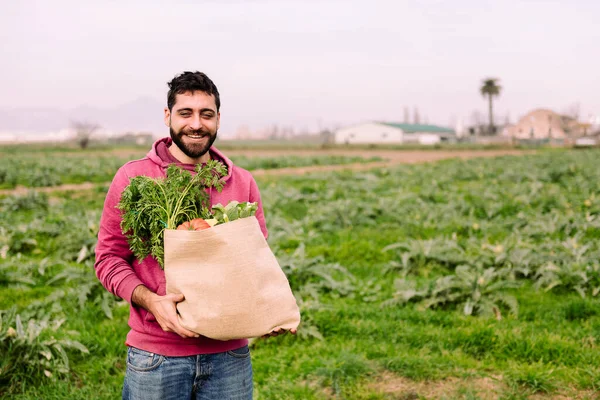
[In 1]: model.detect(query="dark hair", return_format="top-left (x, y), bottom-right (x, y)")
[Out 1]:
top-left (167, 71), bottom-right (220, 111)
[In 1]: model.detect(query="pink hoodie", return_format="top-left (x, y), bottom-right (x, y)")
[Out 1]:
top-left (94, 137), bottom-right (268, 356)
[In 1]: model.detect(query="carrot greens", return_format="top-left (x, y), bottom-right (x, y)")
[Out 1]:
top-left (118, 161), bottom-right (227, 267)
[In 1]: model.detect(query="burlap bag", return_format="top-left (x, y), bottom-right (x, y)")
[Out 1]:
top-left (164, 216), bottom-right (301, 341)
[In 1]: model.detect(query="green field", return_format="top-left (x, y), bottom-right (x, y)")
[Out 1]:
top-left (0, 148), bottom-right (382, 189)
top-left (1, 148), bottom-right (600, 399)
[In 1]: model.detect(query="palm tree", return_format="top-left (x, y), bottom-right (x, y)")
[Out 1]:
top-left (480, 78), bottom-right (502, 135)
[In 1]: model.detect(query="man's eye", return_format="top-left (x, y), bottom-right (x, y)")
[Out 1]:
top-left (180, 113), bottom-right (191, 117)
top-left (202, 114), bottom-right (214, 118)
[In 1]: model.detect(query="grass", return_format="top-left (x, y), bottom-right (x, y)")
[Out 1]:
top-left (2, 149), bottom-right (600, 399)
top-left (4, 238), bottom-right (600, 398)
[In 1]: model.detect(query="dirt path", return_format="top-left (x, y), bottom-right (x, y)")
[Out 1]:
top-left (0, 182), bottom-right (99, 196)
top-left (367, 371), bottom-right (594, 400)
top-left (251, 149), bottom-right (532, 176)
top-left (0, 149), bottom-right (533, 196)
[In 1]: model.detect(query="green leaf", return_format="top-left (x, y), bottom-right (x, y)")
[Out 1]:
top-left (101, 294), bottom-right (114, 319)
top-left (52, 343), bottom-right (70, 369)
top-left (61, 339), bottom-right (89, 354)
top-left (463, 299), bottom-right (474, 315)
top-left (15, 315), bottom-right (24, 337)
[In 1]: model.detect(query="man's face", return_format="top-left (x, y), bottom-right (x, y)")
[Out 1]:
top-left (164, 91), bottom-right (220, 160)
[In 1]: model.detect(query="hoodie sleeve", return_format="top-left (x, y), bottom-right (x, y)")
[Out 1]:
top-left (94, 167), bottom-right (144, 303)
top-left (249, 177), bottom-right (268, 239)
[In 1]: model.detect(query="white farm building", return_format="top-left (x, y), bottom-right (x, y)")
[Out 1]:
top-left (334, 122), bottom-right (455, 145)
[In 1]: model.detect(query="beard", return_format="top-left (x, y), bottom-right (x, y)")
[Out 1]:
top-left (169, 126), bottom-right (218, 160)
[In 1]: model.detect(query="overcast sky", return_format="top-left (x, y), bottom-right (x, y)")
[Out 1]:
top-left (1, 0), bottom-right (598, 135)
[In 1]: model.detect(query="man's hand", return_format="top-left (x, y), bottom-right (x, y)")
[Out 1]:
top-left (261, 328), bottom-right (297, 339)
top-left (132, 285), bottom-right (199, 339)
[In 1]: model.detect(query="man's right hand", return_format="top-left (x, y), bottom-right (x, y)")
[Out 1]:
top-left (131, 285), bottom-right (199, 339)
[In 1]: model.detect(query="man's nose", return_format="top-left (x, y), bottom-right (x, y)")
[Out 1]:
top-left (189, 114), bottom-right (202, 130)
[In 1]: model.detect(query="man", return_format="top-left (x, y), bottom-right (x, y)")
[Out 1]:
top-left (95, 71), bottom-right (291, 400)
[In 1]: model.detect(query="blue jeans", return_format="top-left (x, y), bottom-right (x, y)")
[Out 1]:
top-left (122, 346), bottom-right (253, 400)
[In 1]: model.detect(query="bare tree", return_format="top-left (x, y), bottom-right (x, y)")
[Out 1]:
top-left (268, 124), bottom-right (280, 140)
top-left (563, 102), bottom-right (580, 120)
top-left (561, 103), bottom-right (581, 136)
top-left (470, 110), bottom-right (485, 139)
top-left (319, 129), bottom-right (335, 148)
top-left (71, 121), bottom-right (100, 149)
top-left (413, 106), bottom-right (420, 124)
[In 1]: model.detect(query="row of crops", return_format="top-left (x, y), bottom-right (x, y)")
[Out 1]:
top-left (266, 149), bottom-right (600, 313)
top-left (1, 149), bottom-right (600, 398)
top-left (0, 151), bottom-right (382, 189)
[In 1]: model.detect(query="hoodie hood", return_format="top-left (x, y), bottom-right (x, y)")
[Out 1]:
top-left (146, 137), bottom-right (234, 183)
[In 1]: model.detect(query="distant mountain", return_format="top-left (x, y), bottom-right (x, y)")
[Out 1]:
top-left (0, 97), bottom-right (167, 135)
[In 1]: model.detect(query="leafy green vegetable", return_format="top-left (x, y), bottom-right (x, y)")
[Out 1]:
top-left (118, 161), bottom-right (228, 267)
top-left (212, 201), bottom-right (258, 224)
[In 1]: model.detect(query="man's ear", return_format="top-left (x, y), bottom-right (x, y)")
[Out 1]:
top-left (164, 107), bottom-right (171, 127)
top-left (217, 112), bottom-right (220, 130)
